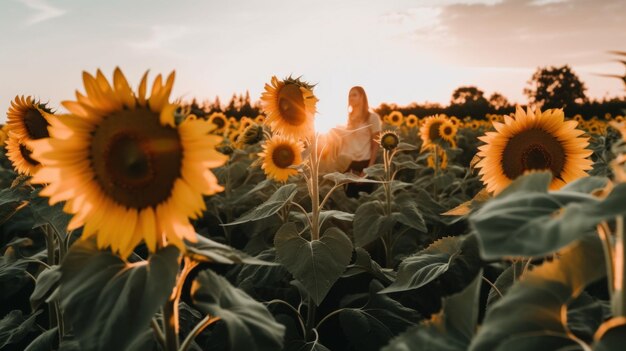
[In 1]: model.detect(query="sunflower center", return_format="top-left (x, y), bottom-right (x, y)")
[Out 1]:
top-left (24, 108), bottom-right (50, 139)
top-left (19, 144), bottom-right (40, 166)
top-left (272, 145), bottom-right (295, 168)
top-left (91, 108), bottom-right (182, 209)
top-left (381, 134), bottom-right (399, 150)
top-left (278, 84), bottom-right (306, 126)
top-left (501, 128), bottom-right (565, 180)
top-left (443, 126), bottom-right (453, 136)
top-left (213, 117), bottom-right (225, 129)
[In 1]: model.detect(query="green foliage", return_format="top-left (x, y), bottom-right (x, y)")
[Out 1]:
top-left (0, 310), bottom-right (41, 349)
top-left (225, 183), bottom-right (297, 226)
top-left (59, 240), bottom-right (179, 351)
top-left (274, 223), bottom-right (353, 305)
top-left (191, 269), bottom-right (285, 351)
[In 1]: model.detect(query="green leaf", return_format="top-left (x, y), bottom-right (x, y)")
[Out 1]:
top-left (0, 254), bottom-right (29, 299)
top-left (284, 340), bottom-right (331, 351)
top-left (275, 223), bottom-right (353, 305)
top-left (380, 236), bottom-right (462, 294)
top-left (30, 265), bottom-right (61, 309)
top-left (561, 176), bottom-right (608, 193)
top-left (29, 189), bottom-right (72, 238)
top-left (394, 194), bottom-right (427, 232)
top-left (343, 247), bottom-right (395, 284)
top-left (567, 292), bottom-right (606, 343)
top-left (593, 318), bottom-right (626, 351)
top-left (191, 269), bottom-right (285, 351)
top-left (383, 270), bottom-right (483, 351)
top-left (486, 261), bottom-right (526, 308)
top-left (185, 235), bottom-right (277, 265)
top-left (60, 239), bottom-right (179, 351)
top-left (0, 310), bottom-right (42, 349)
top-left (469, 236), bottom-right (606, 351)
top-left (24, 327), bottom-right (59, 351)
top-left (496, 171), bottom-right (552, 197)
top-left (470, 174), bottom-right (626, 259)
top-left (353, 201), bottom-right (396, 247)
top-left (225, 183), bottom-right (297, 226)
top-left (323, 172), bottom-right (380, 186)
top-left (339, 280), bottom-right (421, 351)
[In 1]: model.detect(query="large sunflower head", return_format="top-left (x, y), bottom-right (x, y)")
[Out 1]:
top-left (6, 95), bottom-right (54, 142)
top-left (420, 114), bottom-right (449, 148)
top-left (260, 76), bottom-right (317, 139)
top-left (475, 106), bottom-right (593, 194)
top-left (378, 130), bottom-right (400, 151)
top-left (438, 121), bottom-right (458, 146)
top-left (6, 132), bottom-right (41, 176)
top-left (29, 68), bottom-right (228, 258)
top-left (258, 134), bottom-right (303, 182)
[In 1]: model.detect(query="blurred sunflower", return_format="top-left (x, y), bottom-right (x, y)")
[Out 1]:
top-left (6, 132), bottom-right (40, 176)
top-left (388, 111), bottom-right (404, 127)
top-left (405, 114), bottom-right (418, 128)
top-left (438, 121), bottom-right (457, 147)
top-left (258, 135), bottom-right (303, 182)
top-left (254, 114), bottom-right (266, 124)
top-left (449, 116), bottom-right (461, 127)
top-left (261, 76), bottom-right (317, 139)
top-left (573, 114), bottom-right (583, 123)
top-left (29, 68), bottom-right (228, 258)
top-left (419, 114), bottom-right (449, 149)
top-left (208, 112), bottom-right (229, 134)
top-left (6, 95), bottom-right (54, 142)
top-left (470, 121), bottom-right (480, 130)
top-left (615, 116), bottom-right (624, 123)
top-left (0, 125), bottom-right (9, 147)
top-left (240, 123), bottom-right (265, 146)
top-left (378, 130), bottom-right (399, 151)
top-left (588, 123), bottom-right (601, 135)
top-left (476, 106), bottom-right (592, 194)
top-left (239, 116), bottom-right (253, 132)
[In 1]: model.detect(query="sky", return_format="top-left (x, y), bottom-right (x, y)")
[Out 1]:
top-left (1, 0), bottom-right (625, 132)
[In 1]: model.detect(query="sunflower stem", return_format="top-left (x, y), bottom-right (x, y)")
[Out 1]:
top-left (597, 222), bottom-right (615, 305)
top-left (43, 225), bottom-right (58, 332)
top-left (614, 215), bottom-right (626, 317)
top-left (305, 295), bottom-right (317, 341)
top-left (163, 257), bottom-right (198, 351)
top-left (310, 134), bottom-right (320, 241)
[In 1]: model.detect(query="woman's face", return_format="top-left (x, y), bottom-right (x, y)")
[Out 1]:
top-left (349, 89), bottom-right (362, 109)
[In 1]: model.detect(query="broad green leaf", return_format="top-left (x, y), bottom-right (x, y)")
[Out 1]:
top-left (30, 265), bottom-right (61, 309)
top-left (383, 270), bottom-right (483, 351)
top-left (236, 248), bottom-right (289, 295)
top-left (380, 236), bottom-right (462, 294)
top-left (343, 247), bottom-right (395, 284)
top-left (275, 223), bottom-right (353, 305)
top-left (561, 176), bottom-right (608, 193)
top-left (191, 269), bottom-right (285, 351)
top-left (284, 340), bottom-right (331, 351)
top-left (184, 235), bottom-right (276, 265)
top-left (496, 171), bottom-right (552, 197)
top-left (29, 189), bottom-right (72, 238)
top-left (593, 317), bottom-right (626, 351)
top-left (0, 254), bottom-right (29, 299)
top-left (470, 174), bottom-right (626, 259)
top-left (225, 183), bottom-right (297, 225)
top-left (486, 261), bottom-right (526, 308)
top-left (0, 310), bottom-right (41, 349)
top-left (394, 194), bottom-right (427, 232)
top-left (339, 280), bottom-right (421, 351)
top-left (469, 236), bottom-right (606, 351)
top-left (567, 292), bottom-right (606, 343)
top-left (60, 239), bottom-right (179, 351)
top-left (323, 172), bottom-right (380, 186)
top-left (24, 327), bottom-right (58, 351)
top-left (353, 200), bottom-right (396, 247)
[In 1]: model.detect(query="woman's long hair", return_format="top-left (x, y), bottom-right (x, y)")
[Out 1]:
top-left (348, 86), bottom-right (370, 129)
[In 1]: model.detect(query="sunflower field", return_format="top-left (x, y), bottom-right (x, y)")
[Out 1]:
top-left (2, 71), bottom-right (626, 351)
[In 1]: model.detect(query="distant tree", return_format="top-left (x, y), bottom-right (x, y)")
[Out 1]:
top-left (211, 96), bottom-right (222, 112)
top-left (449, 86), bottom-right (490, 119)
top-left (524, 65), bottom-right (587, 111)
top-left (488, 92), bottom-right (511, 110)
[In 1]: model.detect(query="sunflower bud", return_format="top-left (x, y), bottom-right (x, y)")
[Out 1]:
top-left (240, 123), bottom-right (265, 145)
top-left (379, 131), bottom-right (400, 151)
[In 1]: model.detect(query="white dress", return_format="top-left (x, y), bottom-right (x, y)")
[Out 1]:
top-left (339, 112), bottom-right (382, 161)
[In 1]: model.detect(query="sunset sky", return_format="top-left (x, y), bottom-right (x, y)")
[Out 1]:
top-left (1, 0), bottom-right (625, 131)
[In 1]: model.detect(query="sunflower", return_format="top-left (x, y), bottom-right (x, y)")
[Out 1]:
top-left (254, 114), bottom-right (266, 124)
top-left (419, 114), bottom-right (449, 149)
top-left (573, 114), bottom-right (583, 123)
top-left (388, 111), bottom-right (404, 127)
top-left (258, 135), bottom-right (303, 182)
top-left (6, 132), bottom-right (41, 176)
top-left (261, 76), bottom-right (317, 139)
top-left (615, 116), bottom-right (624, 123)
top-left (378, 130), bottom-right (400, 151)
top-left (208, 112), bottom-right (229, 134)
top-left (476, 106), bottom-right (593, 194)
top-left (238, 116), bottom-right (253, 132)
top-left (405, 114), bottom-right (418, 128)
top-left (6, 95), bottom-right (54, 143)
top-left (470, 121), bottom-right (480, 130)
top-left (0, 125), bottom-right (9, 147)
top-left (438, 121), bottom-right (457, 147)
top-left (426, 145), bottom-right (448, 170)
top-left (449, 116), bottom-right (461, 127)
top-left (28, 68), bottom-right (228, 258)
top-left (240, 123), bottom-right (265, 146)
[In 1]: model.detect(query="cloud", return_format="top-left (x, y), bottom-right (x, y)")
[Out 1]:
top-left (127, 25), bottom-right (190, 51)
top-left (389, 0), bottom-right (626, 67)
top-left (19, 0), bottom-right (66, 25)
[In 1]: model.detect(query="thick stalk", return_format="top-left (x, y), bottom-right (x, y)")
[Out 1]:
top-left (310, 135), bottom-right (320, 241)
top-left (305, 296), bottom-right (317, 341)
top-left (43, 226), bottom-right (58, 332)
top-left (163, 257), bottom-right (198, 351)
top-left (614, 215), bottom-right (625, 316)
top-left (597, 222), bottom-right (615, 303)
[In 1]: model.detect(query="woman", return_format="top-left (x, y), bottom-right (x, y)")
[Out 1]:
top-left (340, 86), bottom-right (381, 197)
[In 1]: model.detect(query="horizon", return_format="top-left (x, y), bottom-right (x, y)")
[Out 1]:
top-left (1, 0), bottom-right (625, 132)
